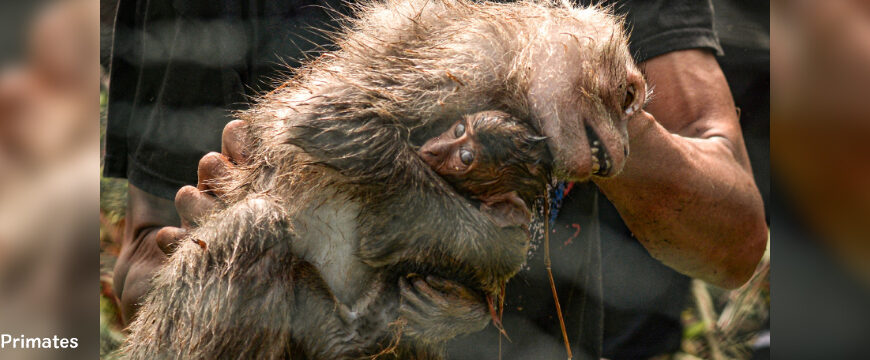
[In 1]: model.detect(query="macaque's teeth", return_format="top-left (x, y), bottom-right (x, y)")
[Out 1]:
top-left (592, 140), bottom-right (600, 148)
top-left (591, 146), bottom-right (599, 154)
top-left (604, 159), bottom-right (611, 172)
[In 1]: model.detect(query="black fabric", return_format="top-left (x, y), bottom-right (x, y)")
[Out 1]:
top-left (599, 191), bottom-right (690, 359)
top-left (608, 0), bottom-right (723, 62)
top-left (103, 0), bottom-right (347, 199)
top-left (103, 0), bottom-right (724, 358)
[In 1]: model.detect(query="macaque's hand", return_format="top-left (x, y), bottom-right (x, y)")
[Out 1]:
top-left (155, 120), bottom-right (248, 254)
top-left (399, 275), bottom-right (490, 343)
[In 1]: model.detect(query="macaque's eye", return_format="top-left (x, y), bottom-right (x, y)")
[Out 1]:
top-left (454, 123), bottom-right (466, 137)
top-left (459, 149), bottom-right (474, 165)
top-left (622, 84), bottom-right (636, 112)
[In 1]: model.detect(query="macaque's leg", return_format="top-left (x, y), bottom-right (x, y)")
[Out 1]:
top-left (123, 196), bottom-right (408, 359)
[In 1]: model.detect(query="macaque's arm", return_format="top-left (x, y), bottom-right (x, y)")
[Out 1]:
top-left (594, 50), bottom-right (767, 289)
top-left (161, 120), bottom-right (492, 334)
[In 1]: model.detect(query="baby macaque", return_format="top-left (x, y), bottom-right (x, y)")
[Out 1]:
top-left (419, 111), bottom-right (551, 229)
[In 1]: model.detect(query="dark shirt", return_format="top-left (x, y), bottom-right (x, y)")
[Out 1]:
top-left (103, 0), bottom-right (347, 199)
top-left (103, 1), bottom-right (722, 359)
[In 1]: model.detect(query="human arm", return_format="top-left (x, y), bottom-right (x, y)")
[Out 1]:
top-left (594, 49), bottom-right (767, 289)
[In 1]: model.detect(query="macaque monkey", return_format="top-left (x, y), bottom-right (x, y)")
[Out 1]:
top-left (122, 0), bottom-right (645, 358)
top-left (420, 110), bottom-right (551, 229)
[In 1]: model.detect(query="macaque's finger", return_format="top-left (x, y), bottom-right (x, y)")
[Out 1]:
top-left (412, 277), bottom-right (450, 307)
top-left (221, 120), bottom-right (249, 165)
top-left (155, 226), bottom-right (187, 255)
top-left (399, 277), bottom-right (432, 311)
top-left (175, 185), bottom-right (219, 229)
top-left (397, 306), bottom-right (427, 339)
top-left (197, 152), bottom-right (232, 195)
top-left (398, 297), bottom-right (434, 334)
top-left (426, 275), bottom-right (480, 302)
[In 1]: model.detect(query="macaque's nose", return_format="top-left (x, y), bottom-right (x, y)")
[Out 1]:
top-left (419, 139), bottom-right (448, 166)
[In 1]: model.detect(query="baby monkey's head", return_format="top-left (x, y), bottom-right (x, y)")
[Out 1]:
top-left (419, 111), bottom-right (552, 228)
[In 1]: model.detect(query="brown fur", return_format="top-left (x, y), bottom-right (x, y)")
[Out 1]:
top-left (421, 110), bottom-right (552, 207)
top-left (419, 110), bottom-right (552, 228)
top-left (122, 0), bottom-right (643, 358)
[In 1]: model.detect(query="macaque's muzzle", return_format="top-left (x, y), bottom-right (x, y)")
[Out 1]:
top-left (533, 102), bottom-right (630, 181)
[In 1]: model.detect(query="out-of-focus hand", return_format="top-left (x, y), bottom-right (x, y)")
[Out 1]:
top-left (114, 120), bottom-right (248, 324)
top-left (155, 120), bottom-right (248, 254)
top-left (114, 185), bottom-right (178, 325)
top-left (398, 275), bottom-right (490, 343)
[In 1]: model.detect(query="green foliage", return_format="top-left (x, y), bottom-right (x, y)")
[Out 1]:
top-left (100, 168), bottom-right (128, 223)
top-left (100, 294), bottom-right (125, 358)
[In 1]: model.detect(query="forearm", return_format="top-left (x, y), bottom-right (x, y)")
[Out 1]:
top-left (595, 114), bottom-right (766, 288)
top-left (595, 50), bottom-right (767, 289)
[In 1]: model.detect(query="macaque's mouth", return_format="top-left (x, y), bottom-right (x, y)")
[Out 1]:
top-left (585, 125), bottom-right (612, 176)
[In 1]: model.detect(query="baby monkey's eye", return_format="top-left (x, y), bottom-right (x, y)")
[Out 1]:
top-left (459, 149), bottom-right (474, 165)
top-left (454, 123), bottom-right (466, 137)
top-left (622, 84), bottom-right (636, 111)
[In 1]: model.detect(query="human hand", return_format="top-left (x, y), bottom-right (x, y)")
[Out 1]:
top-left (155, 120), bottom-right (248, 254)
top-left (398, 275), bottom-right (490, 343)
top-left (115, 120), bottom-right (248, 323)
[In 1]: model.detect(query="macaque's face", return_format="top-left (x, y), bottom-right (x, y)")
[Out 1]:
top-left (418, 114), bottom-right (482, 179)
top-left (418, 111), bottom-right (546, 229)
top-left (525, 22), bottom-right (646, 181)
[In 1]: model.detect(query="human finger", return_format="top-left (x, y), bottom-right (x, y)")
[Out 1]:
top-left (155, 226), bottom-right (187, 255)
top-left (221, 120), bottom-right (249, 164)
top-left (175, 185), bottom-right (219, 229)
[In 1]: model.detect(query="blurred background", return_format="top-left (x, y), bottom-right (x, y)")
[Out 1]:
top-left (0, 0), bottom-right (99, 359)
top-left (0, 0), bottom-right (866, 359)
top-left (771, 0), bottom-right (870, 359)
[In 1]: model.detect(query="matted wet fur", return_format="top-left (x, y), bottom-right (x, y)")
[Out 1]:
top-left (122, 0), bottom-right (645, 358)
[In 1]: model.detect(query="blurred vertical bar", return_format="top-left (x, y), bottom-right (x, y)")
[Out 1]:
top-left (0, 0), bottom-right (99, 358)
top-left (772, 0), bottom-right (870, 358)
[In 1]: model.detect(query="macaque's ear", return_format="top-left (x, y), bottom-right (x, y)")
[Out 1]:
top-left (480, 191), bottom-right (531, 228)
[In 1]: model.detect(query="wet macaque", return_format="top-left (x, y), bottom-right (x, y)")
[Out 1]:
top-left (122, 0), bottom-right (644, 358)
top-left (420, 111), bottom-right (551, 229)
